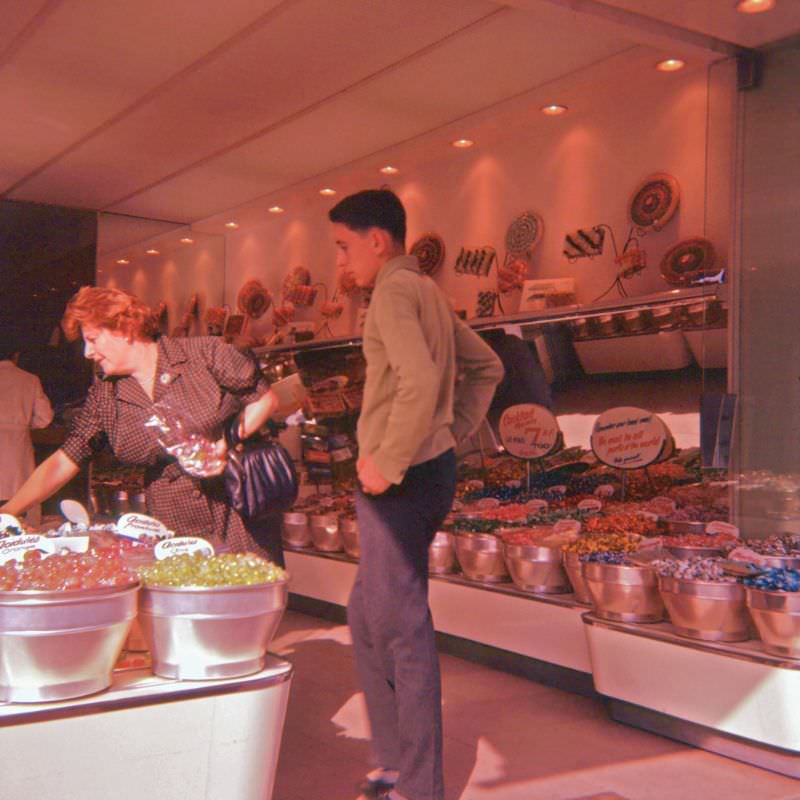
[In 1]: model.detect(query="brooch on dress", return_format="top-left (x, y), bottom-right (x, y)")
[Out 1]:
top-left (159, 372), bottom-right (174, 386)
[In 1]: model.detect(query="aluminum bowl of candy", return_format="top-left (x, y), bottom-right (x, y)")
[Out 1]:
top-left (562, 550), bottom-right (592, 605)
top-left (340, 516), bottom-right (360, 559)
top-left (138, 553), bottom-right (288, 679)
top-left (740, 535), bottom-right (800, 570)
top-left (662, 533), bottom-right (736, 561)
top-left (282, 512), bottom-right (312, 549)
top-left (309, 513), bottom-right (343, 552)
top-left (583, 553), bottom-right (665, 623)
top-left (743, 567), bottom-right (800, 658)
top-left (454, 533), bottom-right (509, 583)
top-left (429, 531), bottom-right (458, 575)
top-left (655, 557), bottom-right (749, 642)
top-left (500, 528), bottom-right (570, 594)
top-left (0, 551), bottom-right (138, 702)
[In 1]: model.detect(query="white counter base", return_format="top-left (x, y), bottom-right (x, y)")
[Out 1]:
top-left (0, 657), bottom-right (293, 800)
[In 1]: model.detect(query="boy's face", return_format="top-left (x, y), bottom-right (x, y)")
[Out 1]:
top-left (332, 223), bottom-right (382, 288)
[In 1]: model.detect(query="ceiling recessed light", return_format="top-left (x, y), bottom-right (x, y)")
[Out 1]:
top-left (736, 0), bottom-right (775, 13)
top-left (380, 165), bottom-right (399, 175)
top-left (225, 221), bottom-right (239, 229)
top-left (656, 58), bottom-right (686, 72)
top-left (319, 188), bottom-right (337, 196)
top-left (145, 249), bottom-right (160, 255)
top-left (451, 138), bottom-right (474, 149)
top-left (541, 104), bottom-right (568, 115)
top-left (268, 205), bottom-right (285, 214)
top-left (115, 258), bottom-right (130, 265)
top-left (180, 237), bottom-right (194, 244)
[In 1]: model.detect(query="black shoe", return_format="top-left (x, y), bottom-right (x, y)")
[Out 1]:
top-left (355, 775), bottom-right (396, 799)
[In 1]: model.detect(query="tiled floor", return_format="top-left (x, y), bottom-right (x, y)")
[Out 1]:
top-left (271, 610), bottom-right (799, 800)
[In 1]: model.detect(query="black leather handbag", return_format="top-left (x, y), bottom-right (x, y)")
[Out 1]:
top-left (223, 417), bottom-right (298, 519)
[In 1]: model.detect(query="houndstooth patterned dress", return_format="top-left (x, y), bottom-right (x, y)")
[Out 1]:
top-left (61, 337), bottom-right (270, 554)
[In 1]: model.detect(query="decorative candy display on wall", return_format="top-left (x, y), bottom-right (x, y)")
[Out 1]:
top-left (629, 172), bottom-right (680, 233)
top-left (455, 246), bottom-right (496, 276)
top-left (498, 211), bottom-right (543, 293)
top-left (409, 233), bottom-right (445, 277)
top-left (237, 279), bottom-right (272, 320)
top-left (205, 306), bottom-right (227, 336)
top-left (170, 293), bottom-right (199, 337)
top-left (475, 290), bottom-right (498, 318)
top-left (282, 266), bottom-right (316, 306)
top-left (563, 226), bottom-right (605, 260)
top-left (660, 237), bottom-right (717, 286)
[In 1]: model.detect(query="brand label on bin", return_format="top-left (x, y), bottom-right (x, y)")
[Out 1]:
top-left (0, 513), bottom-right (23, 531)
top-left (499, 404), bottom-right (561, 460)
top-left (117, 513), bottom-right (170, 540)
top-left (706, 520), bottom-right (740, 539)
top-left (591, 407), bottom-right (667, 469)
top-left (594, 484), bottom-right (616, 498)
top-left (0, 534), bottom-right (54, 564)
top-left (525, 499), bottom-right (549, 512)
top-left (49, 536), bottom-right (90, 554)
top-left (651, 496), bottom-right (677, 515)
top-left (578, 499), bottom-right (603, 513)
top-left (154, 537), bottom-right (215, 560)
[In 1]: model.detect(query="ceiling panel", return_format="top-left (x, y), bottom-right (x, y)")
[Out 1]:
top-left (108, 3), bottom-right (634, 220)
top-left (10, 0), bottom-right (499, 211)
top-left (601, 0), bottom-right (800, 49)
top-left (0, 0), bottom-right (287, 193)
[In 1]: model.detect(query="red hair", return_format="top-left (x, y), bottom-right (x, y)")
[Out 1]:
top-left (62, 287), bottom-right (160, 342)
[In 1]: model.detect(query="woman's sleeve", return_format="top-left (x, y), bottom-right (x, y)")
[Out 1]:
top-left (61, 382), bottom-right (108, 466)
top-left (203, 338), bottom-right (270, 404)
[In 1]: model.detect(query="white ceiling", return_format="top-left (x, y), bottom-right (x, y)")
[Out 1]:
top-left (2, 0), bottom-right (797, 228)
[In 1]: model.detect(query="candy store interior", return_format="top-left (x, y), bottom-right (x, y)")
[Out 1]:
top-left (2, 2), bottom-right (800, 799)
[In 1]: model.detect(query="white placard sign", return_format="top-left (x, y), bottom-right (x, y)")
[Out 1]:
top-left (50, 536), bottom-right (91, 554)
top-left (117, 513), bottom-right (170, 540)
top-left (706, 520), bottom-right (740, 538)
top-left (154, 536), bottom-right (215, 560)
top-left (553, 519), bottom-right (582, 536)
top-left (0, 513), bottom-right (23, 531)
top-left (578, 498), bottom-right (603, 513)
top-left (590, 407), bottom-right (668, 470)
top-left (499, 404), bottom-right (561, 461)
top-left (0, 535), bottom-right (54, 565)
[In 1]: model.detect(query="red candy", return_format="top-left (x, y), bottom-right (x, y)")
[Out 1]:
top-left (0, 551), bottom-right (136, 592)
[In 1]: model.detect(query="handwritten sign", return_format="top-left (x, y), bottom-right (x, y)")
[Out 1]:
top-left (578, 498), bottom-right (603, 513)
top-left (553, 519), bottom-right (582, 536)
top-left (590, 407), bottom-right (668, 470)
top-left (117, 513), bottom-right (170, 540)
top-left (499, 404), bottom-right (561, 461)
top-left (594, 484), bottom-right (616, 498)
top-left (154, 537), bottom-right (215, 560)
top-left (706, 521), bottom-right (740, 538)
top-left (0, 535), bottom-right (53, 565)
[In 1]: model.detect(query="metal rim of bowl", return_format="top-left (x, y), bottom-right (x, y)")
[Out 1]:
top-left (140, 578), bottom-right (289, 595)
top-left (0, 580), bottom-right (140, 603)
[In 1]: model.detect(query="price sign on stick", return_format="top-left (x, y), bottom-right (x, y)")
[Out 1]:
top-left (498, 404), bottom-right (563, 492)
top-left (590, 407), bottom-right (668, 470)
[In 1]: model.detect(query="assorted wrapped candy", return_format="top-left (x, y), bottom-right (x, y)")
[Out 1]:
top-left (581, 551), bottom-right (631, 565)
top-left (742, 567), bottom-right (800, 592)
top-left (740, 535), bottom-right (800, 556)
top-left (562, 533), bottom-right (641, 556)
top-left (0, 551), bottom-right (135, 592)
top-left (652, 556), bottom-right (736, 583)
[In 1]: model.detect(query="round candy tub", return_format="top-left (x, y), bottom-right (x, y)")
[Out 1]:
top-left (429, 531), bottom-right (458, 575)
top-left (0, 582), bottom-right (139, 702)
top-left (658, 576), bottom-right (749, 642)
top-left (584, 562), bottom-right (664, 623)
top-left (454, 534), bottom-right (509, 583)
top-left (139, 580), bottom-right (288, 679)
top-left (504, 543), bottom-right (570, 594)
top-left (309, 513), bottom-right (343, 552)
top-left (745, 588), bottom-right (800, 658)
top-left (340, 517), bottom-right (360, 559)
top-left (562, 551), bottom-right (592, 605)
top-left (664, 543), bottom-right (726, 560)
top-left (282, 512), bottom-right (312, 549)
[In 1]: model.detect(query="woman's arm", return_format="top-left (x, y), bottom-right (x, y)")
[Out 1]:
top-left (0, 449), bottom-right (80, 517)
top-left (237, 389), bottom-right (279, 439)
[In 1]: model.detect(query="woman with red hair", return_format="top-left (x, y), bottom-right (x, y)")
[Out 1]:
top-left (1, 287), bottom-right (282, 561)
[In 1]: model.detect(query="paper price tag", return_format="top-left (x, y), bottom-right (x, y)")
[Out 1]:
top-left (154, 537), bottom-right (215, 560)
top-left (706, 521), bottom-right (740, 538)
top-left (553, 519), bottom-right (582, 536)
top-left (499, 404), bottom-right (561, 460)
top-left (0, 513), bottom-right (23, 531)
top-left (578, 498), bottom-right (603, 513)
top-left (0, 535), bottom-right (54, 565)
top-left (550, 485), bottom-right (567, 495)
top-left (594, 484), bottom-right (616, 498)
top-left (49, 536), bottom-right (90, 554)
top-left (651, 496), bottom-right (677, 515)
top-left (117, 513), bottom-right (170, 540)
top-left (525, 499), bottom-right (549, 512)
top-left (591, 407), bottom-right (668, 470)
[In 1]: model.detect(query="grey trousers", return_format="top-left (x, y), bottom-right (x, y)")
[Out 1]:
top-left (348, 449), bottom-right (456, 800)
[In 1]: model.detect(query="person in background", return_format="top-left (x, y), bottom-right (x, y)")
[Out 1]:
top-left (0, 340), bottom-right (54, 527)
top-left (0, 287), bottom-right (283, 563)
top-left (329, 190), bottom-right (503, 800)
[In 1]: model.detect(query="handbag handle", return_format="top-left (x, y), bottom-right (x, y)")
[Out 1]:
top-left (224, 414), bottom-right (245, 450)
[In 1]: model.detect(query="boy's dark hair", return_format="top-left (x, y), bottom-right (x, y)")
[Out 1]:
top-left (0, 338), bottom-right (19, 361)
top-left (328, 189), bottom-right (406, 245)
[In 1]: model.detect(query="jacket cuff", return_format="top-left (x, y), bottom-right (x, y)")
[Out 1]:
top-left (371, 449), bottom-right (409, 486)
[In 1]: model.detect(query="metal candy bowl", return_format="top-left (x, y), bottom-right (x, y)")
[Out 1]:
top-left (658, 576), bottom-right (749, 642)
top-left (0, 581), bottom-right (139, 703)
top-left (562, 551), bottom-right (593, 605)
top-left (503, 543), bottom-right (570, 594)
top-left (745, 588), bottom-right (800, 658)
top-left (584, 562), bottom-right (665, 623)
top-left (429, 531), bottom-right (458, 575)
top-left (663, 543), bottom-right (727, 560)
top-left (138, 578), bottom-right (288, 679)
top-left (757, 554), bottom-right (800, 570)
top-left (454, 533), bottom-right (509, 583)
top-left (340, 516), bottom-right (360, 559)
top-left (309, 513), bottom-right (343, 552)
top-left (282, 512), bottom-right (312, 549)
top-left (662, 519), bottom-right (708, 536)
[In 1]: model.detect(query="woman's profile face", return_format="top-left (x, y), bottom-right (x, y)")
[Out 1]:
top-left (81, 324), bottom-right (135, 376)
